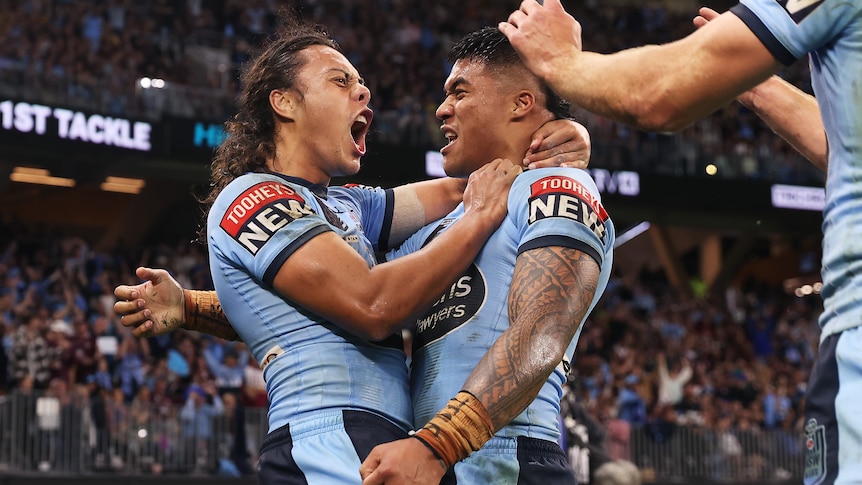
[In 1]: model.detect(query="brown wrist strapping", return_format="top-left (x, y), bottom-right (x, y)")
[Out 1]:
top-left (183, 290), bottom-right (222, 331)
top-left (412, 390), bottom-right (495, 468)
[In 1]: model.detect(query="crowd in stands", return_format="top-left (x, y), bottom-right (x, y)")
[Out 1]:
top-left (0, 0), bottom-right (823, 185)
top-left (0, 220), bottom-right (821, 478)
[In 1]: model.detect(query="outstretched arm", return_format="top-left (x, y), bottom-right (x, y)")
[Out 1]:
top-left (360, 246), bottom-right (600, 483)
top-left (499, 0), bottom-right (783, 132)
top-left (693, 7), bottom-right (826, 171)
top-left (114, 267), bottom-right (237, 340)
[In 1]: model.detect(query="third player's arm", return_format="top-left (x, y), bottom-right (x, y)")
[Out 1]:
top-left (462, 245), bottom-right (600, 429)
top-left (736, 75), bottom-right (827, 171)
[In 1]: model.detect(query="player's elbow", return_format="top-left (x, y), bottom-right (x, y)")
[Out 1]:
top-left (345, 304), bottom-right (402, 341)
top-left (624, 86), bottom-right (693, 133)
top-left (630, 101), bottom-right (691, 133)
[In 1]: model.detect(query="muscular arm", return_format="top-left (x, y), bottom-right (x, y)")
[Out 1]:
top-left (501, 1), bottom-right (783, 132)
top-left (737, 75), bottom-right (827, 171)
top-left (463, 246), bottom-right (600, 429)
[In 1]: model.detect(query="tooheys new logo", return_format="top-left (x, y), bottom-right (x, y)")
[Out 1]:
top-left (528, 175), bottom-right (608, 244)
top-left (220, 182), bottom-right (315, 255)
top-left (413, 219), bottom-right (487, 350)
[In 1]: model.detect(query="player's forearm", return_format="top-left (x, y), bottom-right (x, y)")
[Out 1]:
top-left (389, 178), bottom-right (465, 247)
top-left (738, 76), bottom-right (827, 171)
top-left (182, 290), bottom-right (240, 341)
top-left (409, 178), bottom-right (466, 223)
top-left (361, 211), bottom-right (501, 339)
top-left (542, 14), bottom-right (780, 132)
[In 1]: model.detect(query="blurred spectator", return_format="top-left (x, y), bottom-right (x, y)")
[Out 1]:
top-left (9, 314), bottom-right (55, 389)
top-left (617, 374), bottom-right (647, 427)
top-left (115, 334), bottom-right (150, 401)
top-left (203, 341), bottom-right (247, 396)
top-left (241, 351), bottom-right (267, 408)
top-left (70, 318), bottom-right (99, 385)
top-left (655, 352), bottom-right (692, 407)
top-left (180, 381), bottom-right (223, 473)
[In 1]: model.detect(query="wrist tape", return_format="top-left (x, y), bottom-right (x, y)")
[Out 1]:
top-left (412, 391), bottom-right (494, 468)
top-left (183, 289), bottom-right (220, 332)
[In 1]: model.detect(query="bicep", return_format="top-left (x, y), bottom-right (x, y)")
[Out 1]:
top-left (508, 246), bottom-right (600, 338)
top-left (270, 231), bottom-right (380, 336)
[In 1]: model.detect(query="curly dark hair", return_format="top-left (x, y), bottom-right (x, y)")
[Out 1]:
top-left (197, 14), bottom-right (341, 241)
top-left (448, 26), bottom-right (572, 121)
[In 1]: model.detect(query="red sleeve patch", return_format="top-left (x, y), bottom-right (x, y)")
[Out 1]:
top-left (529, 176), bottom-right (608, 221)
top-left (219, 182), bottom-right (315, 254)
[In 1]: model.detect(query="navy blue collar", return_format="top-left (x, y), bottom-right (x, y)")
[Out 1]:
top-left (270, 173), bottom-right (329, 200)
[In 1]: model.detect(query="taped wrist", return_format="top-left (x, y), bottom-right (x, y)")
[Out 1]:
top-left (412, 391), bottom-right (494, 468)
top-left (183, 290), bottom-right (221, 331)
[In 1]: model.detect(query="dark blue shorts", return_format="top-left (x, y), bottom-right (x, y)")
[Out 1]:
top-left (443, 435), bottom-right (576, 485)
top-left (257, 409), bottom-right (409, 485)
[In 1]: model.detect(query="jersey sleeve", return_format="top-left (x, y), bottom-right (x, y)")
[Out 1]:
top-left (328, 184), bottom-right (394, 251)
top-left (732, 0), bottom-right (860, 64)
top-left (508, 168), bottom-right (612, 266)
top-left (208, 176), bottom-right (332, 286)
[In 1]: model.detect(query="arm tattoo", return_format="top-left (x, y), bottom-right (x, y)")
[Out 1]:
top-left (467, 247), bottom-right (599, 430)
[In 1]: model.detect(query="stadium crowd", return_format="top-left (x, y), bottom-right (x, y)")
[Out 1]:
top-left (0, 0), bottom-right (823, 185)
top-left (0, 222), bottom-right (819, 479)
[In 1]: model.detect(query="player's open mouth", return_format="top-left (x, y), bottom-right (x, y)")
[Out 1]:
top-left (441, 126), bottom-right (457, 151)
top-left (351, 110), bottom-right (372, 154)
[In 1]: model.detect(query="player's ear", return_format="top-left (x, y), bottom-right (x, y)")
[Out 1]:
top-left (270, 89), bottom-right (298, 121)
top-left (512, 90), bottom-right (537, 119)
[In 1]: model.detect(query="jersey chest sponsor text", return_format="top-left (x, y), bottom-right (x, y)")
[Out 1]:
top-left (528, 176), bottom-right (608, 243)
top-left (413, 262), bottom-right (487, 349)
top-left (220, 182), bottom-right (315, 254)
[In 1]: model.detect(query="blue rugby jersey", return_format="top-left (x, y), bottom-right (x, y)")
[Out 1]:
top-left (207, 172), bottom-right (412, 433)
top-left (731, 0), bottom-right (862, 338)
top-left (387, 167), bottom-right (615, 443)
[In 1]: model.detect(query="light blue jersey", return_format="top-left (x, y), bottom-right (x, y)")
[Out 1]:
top-left (207, 172), bottom-right (412, 435)
top-left (731, 3), bottom-right (862, 484)
top-left (733, 0), bottom-right (862, 339)
top-left (388, 167), bottom-right (614, 444)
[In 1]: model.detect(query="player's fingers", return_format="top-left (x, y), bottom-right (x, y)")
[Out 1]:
top-left (114, 285), bottom-right (139, 300)
top-left (113, 297), bottom-right (141, 315)
top-left (118, 308), bottom-right (152, 328)
top-left (136, 266), bottom-right (166, 284)
top-left (506, 9), bottom-right (527, 28)
top-left (699, 7), bottom-right (720, 19)
top-left (359, 454), bottom-right (380, 481)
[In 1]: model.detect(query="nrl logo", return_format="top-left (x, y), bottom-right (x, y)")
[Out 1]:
top-left (804, 418), bottom-right (826, 485)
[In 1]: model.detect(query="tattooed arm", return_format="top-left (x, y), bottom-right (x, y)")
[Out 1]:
top-left (359, 247), bottom-right (600, 484)
top-left (463, 246), bottom-right (600, 429)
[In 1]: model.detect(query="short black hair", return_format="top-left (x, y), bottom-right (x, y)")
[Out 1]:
top-left (448, 27), bottom-right (572, 120)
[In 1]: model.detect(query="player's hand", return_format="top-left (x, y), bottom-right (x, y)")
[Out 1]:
top-left (524, 119), bottom-right (590, 169)
top-left (462, 158), bottom-right (521, 228)
top-left (498, 0), bottom-right (582, 83)
top-left (359, 438), bottom-right (446, 485)
top-left (114, 267), bottom-right (185, 338)
top-left (692, 6), bottom-right (720, 29)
